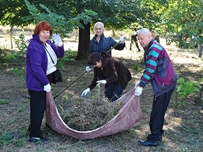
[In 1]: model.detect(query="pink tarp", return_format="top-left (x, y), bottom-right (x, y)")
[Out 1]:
top-left (46, 88), bottom-right (143, 140)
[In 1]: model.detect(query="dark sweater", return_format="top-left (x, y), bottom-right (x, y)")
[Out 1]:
top-left (89, 57), bottom-right (131, 90)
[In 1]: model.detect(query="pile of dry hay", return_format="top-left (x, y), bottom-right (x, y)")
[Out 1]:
top-left (57, 86), bottom-right (123, 131)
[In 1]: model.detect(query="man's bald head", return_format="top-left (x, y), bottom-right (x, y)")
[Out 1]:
top-left (137, 28), bottom-right (152, 37)
top-left (137, 28), bottom-right (153, 48)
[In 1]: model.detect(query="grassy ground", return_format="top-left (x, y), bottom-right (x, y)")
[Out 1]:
top-left (0, 28), bottom-right (203, 151)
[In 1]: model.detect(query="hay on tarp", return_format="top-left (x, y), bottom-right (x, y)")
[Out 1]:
top-left (62, 98), bottom-right (123, 131)
top-left (46, 88), bottom-right (143, 140)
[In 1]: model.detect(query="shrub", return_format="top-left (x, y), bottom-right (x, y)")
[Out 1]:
top-left (0, 48), bottom-right (15, 65)
top-left (177, 77), bottom-right (200, 99)
top-left (13, 34), bottom-right (28, 62)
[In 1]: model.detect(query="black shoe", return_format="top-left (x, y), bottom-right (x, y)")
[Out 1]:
top-left (148, 133), bottom-right (163, 141)
top-left (158, 135), bottom-right (162, 141)
top-left (29, 136), bottom-right (49, 142)
top-left (138, 139), bottom-right (159, 147)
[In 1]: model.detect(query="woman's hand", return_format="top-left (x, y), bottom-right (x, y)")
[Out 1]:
top-left (52, 34), bottom-right (63, 47)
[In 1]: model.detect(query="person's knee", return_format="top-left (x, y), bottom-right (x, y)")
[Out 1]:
top-left (105, 91), bottom-right (113, 99)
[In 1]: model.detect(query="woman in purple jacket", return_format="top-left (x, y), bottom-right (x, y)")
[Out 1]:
top-left (26, 21), bottom-right (64, 142)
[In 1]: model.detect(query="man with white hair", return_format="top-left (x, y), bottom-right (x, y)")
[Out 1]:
top-left (134, 28), bottom-right (177, 146)
top-left (85, 21), bottom-right (125, 72)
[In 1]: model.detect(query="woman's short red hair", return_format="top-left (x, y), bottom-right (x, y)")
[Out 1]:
top-left (34, 21), bottom-right (53, 35)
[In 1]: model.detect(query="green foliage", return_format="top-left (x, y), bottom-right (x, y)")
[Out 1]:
top-left (0, 99), bottom-right (9, 104)
top-left (141, 107), bottom-right (147, 113)
top-left (21, 0), bottom-right (162, 34)
top-left (66, 49), bottom-right (77, 58)
top-left (0, 129), bottom-right (28, 147)
top-left (22, 0), bottom-right (97, 36)
top-left (133, 64), bottom-right (143, 72)
top-left (177, 77), bottom-right (200, 99)
top-left (173, 96), bottom-right (190, 108)
top-left (1, 0), bottom-right (166, 60)
top-left (198, 77), bottom-right (203, 83)
top-left (0, 0), bottom-right (30, 26)
top-left (0, 0), bottom-right (162, 33)
top-left (62, 84), bottom-right (121, 131)
top-left (18, 103), bottom-right (26, 112)
top-left (0, 48), bottom-right (15, 64)
top-left (91, 84), bottom-right (107, 101)
top-left (163, 0), bottom-right (203, 48)
top-left (0, 132), bottom-right (13, 145)
top-left (23, 98), bottom-right (29, 103)
top-left (72, 9), bottom-right (97, 29)
top-left (57, 49), bottom-right (77, 69)
top-left (11, 67), bottom-right (25, 81)
top-left (12, 33), bottom-right (28, 68)
top-left (139, 0), bottom-right (167, 30)
top-left (0, 48), bottom-right (7, 64)
top-left (13, 34), bottom-right (28, 58)
top-left (22, 0), bottom-right (69, 35)
top-left (133, 57), bottom-right (144, 72)
top-left (3, 53), bottom-right (15, 61)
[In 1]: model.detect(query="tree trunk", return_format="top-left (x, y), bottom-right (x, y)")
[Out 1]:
top-left (112, 29), bottom-right (115, 37)
top-left (10, 26), bottom-right (14, 49)
top-left (75, 29), bottom-right (78, 41)
top-left (198, 43), bottom-right (203, 58)
top-left (75, 20), bottom-right (90, 60)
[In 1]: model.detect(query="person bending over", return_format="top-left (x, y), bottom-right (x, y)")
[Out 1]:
top-left (134, 28), bottom-right (177, 147)
top-left (82, 52), bottom-right (131, 102)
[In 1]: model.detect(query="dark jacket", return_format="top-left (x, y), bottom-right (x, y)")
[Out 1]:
top-left (89, 57), bottom-right (131, 90)
top-left (88, 34), bottom-right (125, 56)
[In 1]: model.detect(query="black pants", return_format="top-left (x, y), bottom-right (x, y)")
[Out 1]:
top-left (28, 89), bottom-right (46, 137)
top-left (148, 86), bottom-right (175, 141)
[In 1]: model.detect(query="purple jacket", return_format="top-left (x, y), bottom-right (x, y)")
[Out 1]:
top-left (26, 34), bottom-right (64, 91)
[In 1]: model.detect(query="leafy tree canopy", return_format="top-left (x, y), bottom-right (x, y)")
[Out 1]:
top-left (163, 0), bottom-right (203, 47)
top-left (0, 0), bottom-right (30, 27)
top-left (21, 0), bottom-right (97, 36)
top-left (0, 0), bottom-right (165, 33)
